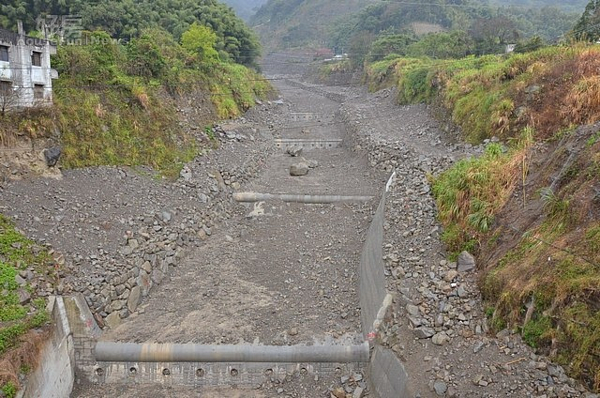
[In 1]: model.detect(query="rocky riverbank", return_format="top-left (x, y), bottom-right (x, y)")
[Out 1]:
top-left (338, 85), bottom-right (594, 397)
top-left (0, 106), bottom-right (280, 328)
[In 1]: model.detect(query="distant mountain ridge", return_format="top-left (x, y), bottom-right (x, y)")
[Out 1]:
top-left (490, 0), bottom-right (587, 12)
top-left (250, 0), bottom-right (368, 50)
top-left (221, 0), bottom-right (268, 20)
top-left (250, 0), bottom-right (586, 51)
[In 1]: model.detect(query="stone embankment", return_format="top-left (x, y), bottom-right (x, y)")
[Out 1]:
top-left (0, 109), bottom-right (278, 329)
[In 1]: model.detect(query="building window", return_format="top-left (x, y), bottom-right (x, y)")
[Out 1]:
top-left (34, 84), bottom-right (44, 100)
top-left (0, 81), bottom-right (12, 93)
top-left (31, 51), bottom-right (42, 66)
top-left (0, 46), bottom-right (9, 62)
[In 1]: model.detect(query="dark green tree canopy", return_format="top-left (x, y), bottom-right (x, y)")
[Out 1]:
top-left (0, 0), bottom-right (261, 67)
top-left (572, 0), bottom-right (600, 41)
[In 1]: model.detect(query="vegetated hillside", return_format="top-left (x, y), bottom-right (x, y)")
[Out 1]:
top-left (221, 0), bottom-right (268, 20)
top-left (0, 216), bottom-right (54, 398)
top-left (0, 0), bottom-right (269, 175)
top-left (0, 28), bottom-right (270, 179)
top-left (362, 45), bottom-right (600, 391)
top-left (0, 0), bottom-right (261, 67)
top-left (251, 0), bottom-right (579, 59)
top-left (490, 0), bottom-right (588, 12)
top-left (250, 0), bottom-right (367, 50)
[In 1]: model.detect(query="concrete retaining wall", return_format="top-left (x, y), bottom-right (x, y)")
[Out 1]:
top-left (359, 194), bottom-right (388, 338)
top-left (289, 112), bottom-right (320, 122)
top-left (359, 173), bottom-right (411, 398)
top-left (368, 346), bottom-right (410, 398)
top-left (93, 361), bottom-right (362, 387)
top-left (21, 297), bottom-right (74, 398)
top-left (274, 138), bottom-right (342, 150)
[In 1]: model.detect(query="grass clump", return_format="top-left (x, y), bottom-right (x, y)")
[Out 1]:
top-left (432, 142), bottom-right (522, 256)
top-left (0, 215), bottom-right (52, 395)
top-left (522, 315), bottom-right (553, 348)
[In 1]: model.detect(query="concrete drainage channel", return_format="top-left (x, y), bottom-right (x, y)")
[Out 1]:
top-left (20, 95), bottom-right (410, 396)
top-left (21, 170), bottom-right (410, 398)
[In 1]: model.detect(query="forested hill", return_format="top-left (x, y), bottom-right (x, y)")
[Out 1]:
top-left (0, 0), bottom-right (270, 178)
top-left (221, 0), bottom-right (268, 20)
top-left (251, 0), bottom-right (585, 51)
top-left (489, 0), bottom-right (588, 12)
top-left (0, 0), bottom-right (260, 66)
top-left (250, 0), bottom-right (367, 50)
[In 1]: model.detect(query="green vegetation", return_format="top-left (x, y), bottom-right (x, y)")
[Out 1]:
top-left (490, 0), bottom-right (587, 12)
top-left (359, 7), bottom-right (600, 387)
top-left (0, 0), bottom-right (272, 176)
top-left (364, 46), bottom-right (600, 143)
top-left (250, 0), bottom-right (580, 64)
top-left (0, 0), bottom-right (261, 68)
top-left (369, 45), bottom-right (600, 390)
top-left (252, 0), bottom-right (365, 50)
top-left (0, 26), bottom-right (270, 178)
top-left (1, 382), bottom-right (17, 398)
top-left (0, 215), bottom-right (51, 353)
top-left (326, 0), bottom-right (578, 67)
top-left (522, 315), bottom-right (552, 348)
top-left (573, 0), bottom-right (600, 41)
top-left (0, 215), bottom-right (52, 394)
top-left (432, 142), bottom-right (522, 257)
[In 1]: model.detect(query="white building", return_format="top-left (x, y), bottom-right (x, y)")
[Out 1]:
top-left (0, 21), bottom-right (57, 110)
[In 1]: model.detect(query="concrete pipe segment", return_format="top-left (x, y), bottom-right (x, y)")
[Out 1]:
top-left (95, 342), bottom-right (370, 363)
top-left (233, 192), bottom-right (374, 204)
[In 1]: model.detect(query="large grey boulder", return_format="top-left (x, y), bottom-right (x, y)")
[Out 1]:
top-left (43, 147), bottom-right (61, 167)
top-left (290, 162), bottom-right (309, 176)
top-left (457, 251), bottom-right (476, 272)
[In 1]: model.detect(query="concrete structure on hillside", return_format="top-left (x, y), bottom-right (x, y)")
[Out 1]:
top-left (0, 21), bottom-right (57, 112)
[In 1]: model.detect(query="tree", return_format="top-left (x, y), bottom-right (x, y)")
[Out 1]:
top-left (572, 0), bottom-right (600, 41)
top-left (0, 80), bottom-right (20, 117)
top-left (348, 31), bottom-right (376, 69)
top-left (126, 31), bottom-right (168, 78)
top-left (407, 30), bottom-right (473, 59)
top-left (367, 34), bottom-right (417, 62)
top-left (181, 22), bottom-right (219, 64)
top-left (470, 16), bottom-right (519, 55)
top-left (514, 35), bottom-right (545, 53)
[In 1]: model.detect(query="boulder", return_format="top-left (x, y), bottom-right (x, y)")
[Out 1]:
top-left (127, 286), bottom-right (141, 313)
top-left (457, 251), bottom-right (476, 272)
top-left (413, 327), bottom-right (435, 339)
top-left (105, 312), bottom-right (121, 329)
top-left (290, 162), bottom-right (309, 176)
top-left (17, 288), bottom-right (31, 305)
top-left (432, 332), bottom-right (450, 346)
top-left (286, 145), bottom-right (303, 157)
top-left (43, 147), bottom-right (62, 167)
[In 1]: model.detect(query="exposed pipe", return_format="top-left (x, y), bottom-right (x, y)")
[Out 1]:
top-left (233, 192), bottom-right (373, 204)
top-left (95, 342), bottom-right (370, 363)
